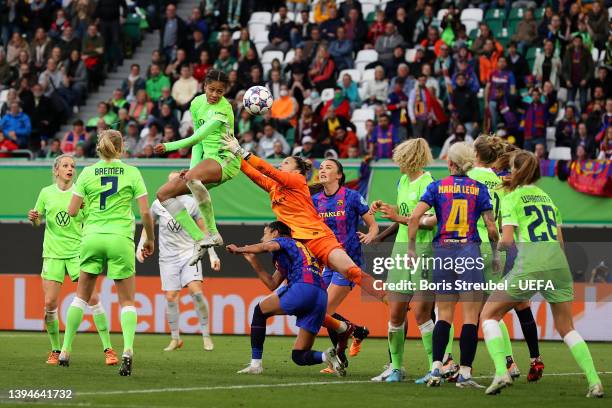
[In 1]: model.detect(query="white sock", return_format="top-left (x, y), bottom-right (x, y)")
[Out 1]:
top-left (459, 365), bottom-right (471, 378)
top-left (70, 296), bottom-right (88, 311)
top-left (191, 292), bottom-right (210, 336)
top-left (432, 361), bottom-right (443, 371)
top-left (89, 302), bottom-right (105, 316)
top-left (160, 198), bottom-right (187, 218)
top-left (251, 358), bottom-right (262, 367)
top-left (321, 352), bottom-right (327, 362)
top-left (418, 319), bottom-right (435, 334)
top-left (166, 300), bottom-right (180, 340)
top-left (45, 308), bottom-right (58, 323)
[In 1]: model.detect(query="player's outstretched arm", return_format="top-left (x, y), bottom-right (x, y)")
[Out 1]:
top-left (240, 160), bottom-right (275, 192)
top-left (138, 195), bottom-right (155, 258)
top-left (498, 225), bottom-right (515, 251)
top-left (373, 222), bottom-right (399, 243)
top-left (226, 241), bottom-right (281, 255)
top-left (242, 253), bottom-right (284, 291)
top-left (244, 154), bottom-right (300, 188)
top-left (160, 119), bottom-right (222, 152)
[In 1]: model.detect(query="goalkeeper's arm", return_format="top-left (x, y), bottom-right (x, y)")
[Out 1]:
top-left (163, 119), bottom-right (222, 152)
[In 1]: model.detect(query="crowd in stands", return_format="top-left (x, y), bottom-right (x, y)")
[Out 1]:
top-left (1, 0), bottom-right (611, 162)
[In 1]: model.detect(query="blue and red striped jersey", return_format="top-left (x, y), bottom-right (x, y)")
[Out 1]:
top-left (312, 186), bottom-right (370, 265)
top-left (272, 237), bottom-right (325, 287)
top-left (420, 175), bottom-right (492, 243)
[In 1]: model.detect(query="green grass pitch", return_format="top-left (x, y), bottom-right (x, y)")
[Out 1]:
top-left (0, 332), bottom-right (609, 407)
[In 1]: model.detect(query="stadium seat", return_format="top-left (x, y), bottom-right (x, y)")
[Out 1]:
top-left (546, 127), bottom-right (556, 152)
top-left (283, 49), bottom-right (295, 64)
top-left (485, 8), bottom-right (506, 22)
top-left (352, 108), bottom-right (376, 122)
top-left (361, 3), bottom-right (376, 18)
top-left (253, 31), bottom-right (270, 55)
top-left (508, 7), bottom-right (525, 22)
top-left (232, 31), bottom-right (241, 40)
top-left (272, 11), bottom-right (295, 23)
top-left (261, 50), bottom-right (284, 65)
top-left (405, 48), bottom-right (417, 63)
top-left (357, 86), bottom-right (368, 101)
top-left (355, 50), bottom-right (378, 71)
top-left (354, 120), bottom-right (368, 140)
top-left (463, 20), bottom-right (479, 35)
top-left (461, 8), bottom-right (483, 23)
top-left (248, 23), bottom-right (268, 39)
top-left (548, 147), bottom-right (572, 161)
top-left (362, 69), bottom-right (376, 81)
top-left (338, 69), bottom-right (361, 83)
top-left (534, 8), bottom-right (545, 19)
top-left (592, 48), bottom-right (599, 62)
top-left (366, 11), bottom-right (376, 24)
top-left (469, 28), bottom-right (480, 40)
top-left (321, 88), bottom-right (335, 102)
top-left (249, 11), bottom-right (272, 25)
top-left (437, 9), bottom-right (448, 21)
top-left (487, 20), bottom-right (504, 37)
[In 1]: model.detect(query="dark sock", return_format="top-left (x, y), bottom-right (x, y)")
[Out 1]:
top-left (516, 306), bottom-right (540, 358)
top-left (291, 349), bottom-right (324, 366)
top-left (431, 307), bottom-right (436, 322)
top-left (432, 320), bottom-right (451, 363)
top-left (328, 313), bottom-right (348, 346)
top-left (459, 323), bottom-right (478, 368)
top-left (250, 304), bottom-right (270, 359)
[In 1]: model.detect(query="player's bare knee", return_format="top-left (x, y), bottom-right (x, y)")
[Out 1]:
top-left (88, 292), bottom-right (100, 306)
top-left (165, 291), bottom-right (179, 302)
top-left (555, 320), bottom-right (574, 338)
top-left (44, 298), bottom-right (58, 311)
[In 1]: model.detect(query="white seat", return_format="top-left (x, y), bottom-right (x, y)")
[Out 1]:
top-left (352, 108), bottom-right (375, 122)
top-left (338, 69), bottom-right (361, 83)
top-left (405, 48), bottom-right (417, 63)
top-left (262, 63), bottom-right (272, 76)
top-left (321, 88), bottom-right (335, 102)
top-left (437, 8), bottom-right (448, 21)
top-left (358, 86), bottom-right (368, 101)
top-left (361, 3), bottom-right (376, 18)
top-left (253, 31), bottom-right (269, 43)
top-left (249, 11), bottom-right (272, 25)
top-left (272, 11), bottom-right (295, 23)
top-left (361, 0), bottom-right (381, 5)
top-left (461, 8), bottom-right (483, 22)
top-left (231, 30), bottom-right (241, 40)
top-left (548, 147), bottom-right (572, 161)
top-left (592, 48), bottom-right (599, 62)
top-left (354, 121), bottom-right (368, 140)
top-left (248, 23), bottom-right (268, 39)
top-left (355, 49), bottom-right (378, 71)
top-left (309, 11), bottom-right (315, 23)
top-left (546, 127), bottom-right (556, 153)
top-left (255, 43), bottom-right (266, 56)
top-left (362, 69), bottom-right (376, 81)
top-left (463, 19), bottom-right (479, 34)
top-left (261, 50), bottom-right (284, 65)
top-left (284, 49), bottom-right (295, 64)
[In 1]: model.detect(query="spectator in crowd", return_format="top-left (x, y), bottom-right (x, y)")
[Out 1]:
top-left (27, 83), bottom-right (54, 148)
top-left (556, 104), bottom-right (578, 148)
top-left (533, 39), bottom-right (562, 88)
top-left (308, 45), bottom-right (335, 92)
top-left (511, 8), bottom-right (538, 54)
top-left (320, 85), bottom-right (350, 119)
top-left (38, 58), bottom-right (64, 98)
top-left (108, 88), bottom-right (129, 115)
top-left (123, 120), bottom-right (140, 156)
top-left (344, 7), bottom-right (367, 52)
top-left (172, 65), bottom-right (198, 112)
top-left (534, 143), bottom-right (547, 161)
top-left (211, 29), bottom-right (234, 60)
top-left (165, 48), bottom-right (189, 81)
top-left (390, 63), bottom-right (415, 97)
top-left (598, 127), bottom-right (612, 160)
top-left (237, 48), bottom-right (262, 88)
top-left (121, 64), bottom-right (146, 103)
top-left (477, 38), bottom-right (501, 85)
top-left (81, 23), bottom-right (104, 90)
top-left (386, 77), bottom-right (408, 136)
top-left (155, 103), bottom-right (180, 134)
top-left (587, 0), bottom-right (608, 49)
top-left (295, 135), bottom-right (318, 158)
top-left (368, 113), bottom-right (399, 160)
top-left (320, 5), bottom-right (342, 41)
top-left (63, 50), bottom-right (87, 108)
top-left (439, 123), bottom-right (474, 160)
top-left (39, 138), bottom-right (63, 159)
top-left (523, 87), bottom-right (548, 152)
top-left (239, 130), bottom-right (258, 155)
top-left (129, 89), bottom-right (153, 126)
top-left (449, 72), bottom-right (479, 137)
top-left (188, 7), bottom-right (208, 41)
top-left (57, 27), bottom-right (80, 60)
top-left (266, 69), bottom-right (285, 100)
top-left (146, 63), bottom-right (171, 102)
top-left (375, 22), bottom-right (405, 72)
top-left (485, 56), bottom-right (516, 131)
top-left (562, 34), bottom-right (593, 112)
top-left (592, 67), bottom-right (611, 99)
top-left (193, 50), bottom-right (212, 83)
top-left (300, 26), bottom-right (324, 62)
top-left (297, 104), bottom-right (321, 146)
top-left (573, 122), bottom-right (595, 160)
top-left (264, 5), bottom-right (294, 54)
top-left (30, 28), bottom-right (53, 74)
top-left (160, 3), bottom-right (188, 62)
top-left (320, 105), bottom-right (354, 142)
top-left (61, 119), bottom-right (88, 153)
top-left (232, 28), bottom-right (255, 62)
top-left (413, 3), bottom-right (434, 44)
top-left (245, 65), bottom-right (265, 89)
top-left (0, 101), bottom-right (31, 148)
top-left (292, 9), bottom-right (315, 47)
top-left (506, 41), bottom-right (529, 90)
top-left (544, 14), bottom-right (569, 57)
top-left (6, 32), bottom-right (30, 67)
top-left (314, 0), bottom-right (336, 24)
top-left (332, 126), bottom-right (359, 158)
top-left (213, 47), bottom-right (237, 75)
top-left (339, 73), bottom-right (360, 109)
top-left (0, 50), bottom-right (17, 90)
top-left (267, 140), bottom-right (288, 159)
top-left (258, 123), bottom-right (290, 158)
top-left (188, 29), bottom-right (207, 64)
top-left (87, 101), bottom-right (117, 129)
top-left (93, 0), bottom-right (127, 71)
top-left (408, 73), bottom-right (433, 139)
top-left (329, 26), bottom-right (353, 71)
top-left (472, 23), bottom-right (502, 57)
top-left (0, 130), bottom-right (18, 157)
top-left (271, 84), bottom-right (299, 132)
top-left (367, 9), bottom-right (386, 47)
top-left (135, 122), bottom-right (162, 157)
top-left (363, 65), bottom-right (389, 105)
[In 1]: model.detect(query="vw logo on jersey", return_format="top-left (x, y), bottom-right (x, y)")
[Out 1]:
top-left (399, 202), bottom-right (409, 216)
top-left (55, 211), bottom-right (71, 227)
top-left (167, 219), bottom-right (182, 233)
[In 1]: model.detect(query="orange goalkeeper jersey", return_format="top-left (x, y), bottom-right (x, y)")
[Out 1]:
top-left (241, 156), bottom-right (334, 240)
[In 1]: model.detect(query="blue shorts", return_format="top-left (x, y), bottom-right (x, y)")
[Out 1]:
top-left (432, 243), bottom-right (484, 294)
top-left (322, 268), bottom-right (355, 288)
top-left (277, 283), bottom-right (328, 334)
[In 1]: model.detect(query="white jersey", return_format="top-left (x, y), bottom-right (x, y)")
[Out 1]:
top-left (151, 196), bottom-right (201, 262)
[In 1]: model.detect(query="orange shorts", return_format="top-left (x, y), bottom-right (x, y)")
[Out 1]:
top-left (300, 234), bottom-right (344, 266)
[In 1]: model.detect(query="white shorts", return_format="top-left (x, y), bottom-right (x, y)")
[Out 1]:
top-left (159, 259), bottom-right (203, 291)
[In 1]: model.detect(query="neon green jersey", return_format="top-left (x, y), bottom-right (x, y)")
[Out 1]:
top-left (467, 167), bottom-right (504, 243)
top-left (395, 172), bottom-right (435, 243)
top-left (34, 184), bottom-right (85, 258)
top-left (501, 184), bottom-right (567, 272)
top-left (74, 160), bottom-right (147, 239)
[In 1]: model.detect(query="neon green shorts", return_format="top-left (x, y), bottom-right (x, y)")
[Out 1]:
top-left (199, 152), bottom-right (241, 188)
top-left (386, 242), bottom-right (432, 295)
top-left (41, 257), bottom-right (80, 283)
top-left (80, 234), bottom-right (135, 280)
top-left (504, 267), bottom-right (574, 304)
top-left (481, 244), bottom-right (507, 295)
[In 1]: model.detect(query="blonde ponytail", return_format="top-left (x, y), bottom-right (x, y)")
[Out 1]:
top-left (447, 142), bottom-right (476, 175)
top-left (96, 129), bottom-right (123, 160)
